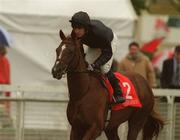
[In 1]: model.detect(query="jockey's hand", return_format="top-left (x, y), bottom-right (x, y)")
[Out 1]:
top-left (87, 64), bottom-right (95, 71)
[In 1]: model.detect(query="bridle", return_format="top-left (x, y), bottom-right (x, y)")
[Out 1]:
top-left (57, 39), bottom-right (89, 76)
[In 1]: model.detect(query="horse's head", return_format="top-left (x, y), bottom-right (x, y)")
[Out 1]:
top-left (52, 30), bottom-right (82, 80)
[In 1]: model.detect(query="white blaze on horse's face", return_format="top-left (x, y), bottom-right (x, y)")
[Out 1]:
top-left (55, 44), bottom-right (66, 66)
top-left (58, 44), bottom-right (66, 60)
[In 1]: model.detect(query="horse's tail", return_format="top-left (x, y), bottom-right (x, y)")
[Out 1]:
top-left (142, 109), bottom-right (165, 140)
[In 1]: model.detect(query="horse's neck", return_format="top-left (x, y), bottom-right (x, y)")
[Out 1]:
top-left (67, 49), bottom-right (90, 102)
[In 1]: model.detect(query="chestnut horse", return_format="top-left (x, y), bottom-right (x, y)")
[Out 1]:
top-left (52, 30), bottom-right (164, 140)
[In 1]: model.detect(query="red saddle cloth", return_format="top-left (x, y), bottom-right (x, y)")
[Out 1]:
top-left (104, 72), bottom-right (142, 111)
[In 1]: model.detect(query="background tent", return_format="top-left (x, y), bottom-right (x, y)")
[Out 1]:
top-left (0, 0), bottom-right (137, 131)
top-left (0, 0), bottom-right (137, 85)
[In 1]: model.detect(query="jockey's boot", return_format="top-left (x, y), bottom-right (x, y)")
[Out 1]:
top-left (106, 71), bottom-right (125, 104)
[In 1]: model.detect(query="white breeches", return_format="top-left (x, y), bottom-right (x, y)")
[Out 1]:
top-left (85, 33), bottom-right (118, 74)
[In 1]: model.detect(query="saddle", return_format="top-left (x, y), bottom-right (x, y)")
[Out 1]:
top-left (91, 71), bottom-right (142, 110)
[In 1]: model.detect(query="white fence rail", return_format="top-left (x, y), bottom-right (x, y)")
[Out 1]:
top-left (0, 85), bottom-right (179, 140)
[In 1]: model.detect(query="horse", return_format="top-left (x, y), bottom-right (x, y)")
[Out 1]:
top-left (51, 30), bottom-right (164, 140)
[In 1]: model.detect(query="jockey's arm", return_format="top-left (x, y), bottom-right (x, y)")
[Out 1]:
top-left (93, 47), bottom-right (112, 68)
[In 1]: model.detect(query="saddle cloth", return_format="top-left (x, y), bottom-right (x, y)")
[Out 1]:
top-left (104, 72), bottom-right (142, 111)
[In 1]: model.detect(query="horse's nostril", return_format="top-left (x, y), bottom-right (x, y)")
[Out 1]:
top-left (52, 67), bottom-right (58, 77)
top-left (52, 74), bottom-right (56, 78)
top-left (51, 68), bottom-right (55, 74)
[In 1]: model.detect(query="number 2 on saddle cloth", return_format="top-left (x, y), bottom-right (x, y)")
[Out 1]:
top-left (101, 72), bottom-right (142, 110)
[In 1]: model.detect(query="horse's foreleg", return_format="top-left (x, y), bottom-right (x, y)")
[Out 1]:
top-left (82, 123), bottom-right (102, 140)
top-left (70, 128), bottom-right (79, 140)
top-left (70, 129), bottom-right (74, 140)
top-left (104, 126), bottom-right (120, 140)
top-left (70, 127), bottom-right (84, 140)
top-left (70, 129), bottom-right (77, 140)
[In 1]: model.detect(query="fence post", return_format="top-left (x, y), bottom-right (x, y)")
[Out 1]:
top-left (167, 96), bottom-right (175, 140)
top-left (15, 91), bottom-right (25, 140)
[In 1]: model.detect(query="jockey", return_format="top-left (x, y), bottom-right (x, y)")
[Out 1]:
top-left (69, 11), bottom-right (125, 104)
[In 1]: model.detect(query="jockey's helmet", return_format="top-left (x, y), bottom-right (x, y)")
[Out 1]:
top-left (69, 11), bottom-right (91, 29)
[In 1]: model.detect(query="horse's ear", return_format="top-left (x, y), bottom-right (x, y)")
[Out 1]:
top-left (59, 30), bottom-right (66, 40)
